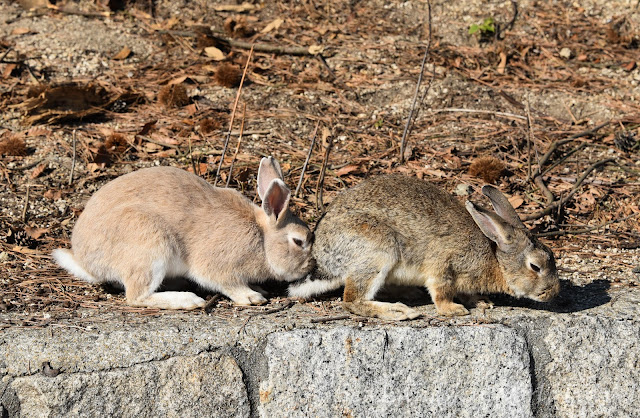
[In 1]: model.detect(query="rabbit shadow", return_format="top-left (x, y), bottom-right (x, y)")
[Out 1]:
top-left (296, 279), bottom-right (612, 315)
top-left (101, 279), bottom-right (612, 315)
top-left (379, 279), bottom-right (612, 314)
top-left (485, 279), bottom-right (611, 313)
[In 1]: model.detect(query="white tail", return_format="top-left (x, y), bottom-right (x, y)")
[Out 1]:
top-left (52, 249), bottom-right (99, 284)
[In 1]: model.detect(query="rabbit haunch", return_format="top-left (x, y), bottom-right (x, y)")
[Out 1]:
top-left (53, 157), bottom-right (314, 310)
top-left (289, 174), bottom-right (560, 320)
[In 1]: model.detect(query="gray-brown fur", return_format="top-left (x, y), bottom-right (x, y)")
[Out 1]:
top-left (53, 157), bottom-right (314, 310)
top-left (289, 174), bottom-right (559, 320)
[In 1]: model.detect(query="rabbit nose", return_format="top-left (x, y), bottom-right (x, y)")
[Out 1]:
top-left (539, 282), bottom-right (560, 301)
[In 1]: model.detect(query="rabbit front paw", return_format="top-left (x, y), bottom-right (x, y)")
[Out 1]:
top-left (225, 287), bottom-right (268, 306)
top-left (436, 301), bottom-right (470, 317)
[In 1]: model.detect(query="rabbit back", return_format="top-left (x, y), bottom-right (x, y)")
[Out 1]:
top-left (297, 174), bottom-right (558, 319)
top-left (70, 167), bottom-right (267, 289)
top-left (312, 174), bottom-right (493, 285)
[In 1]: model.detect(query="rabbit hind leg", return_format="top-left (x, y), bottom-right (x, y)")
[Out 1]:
top-left (125, 260), bottom-right (205, 310)
top-left (342, 264), bottom-right (420, 321)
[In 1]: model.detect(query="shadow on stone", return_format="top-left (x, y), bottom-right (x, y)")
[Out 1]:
top-left (303, 280), bottom-right (612, 315)
top-left (487, 279), bottom-right (611, 313)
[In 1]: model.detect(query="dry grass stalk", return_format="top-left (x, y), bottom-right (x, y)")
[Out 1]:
top-left (214, 45), bottom-right (254, 186)
top-left (295, 120), bottom-right (320, 197)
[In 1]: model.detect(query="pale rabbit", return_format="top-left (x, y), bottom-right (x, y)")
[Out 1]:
top-left (54, 157), bottom-right (314, 310)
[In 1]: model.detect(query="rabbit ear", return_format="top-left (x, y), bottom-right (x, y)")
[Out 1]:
top-left (465, 201), bottom-right (516, 251)
top-left (262, 179), bottom-right (291, 221)
top-left (257, 157), bottom-right (284, 200)
top-left (481, 185), bottom-right (526, 229)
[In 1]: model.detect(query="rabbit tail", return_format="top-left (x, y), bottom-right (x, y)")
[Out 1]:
top-left (52, 249), bottom-right (100, 284)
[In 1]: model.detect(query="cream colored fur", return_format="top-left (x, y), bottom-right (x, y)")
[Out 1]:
top-left (53, 157), bottom-right (314, 310)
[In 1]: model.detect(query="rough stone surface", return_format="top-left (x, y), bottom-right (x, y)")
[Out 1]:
top-left (1, 289), bottom-right (639, 417)
top-left (259, 327), bottom-right (532, 418)
top-left (3, 352), bottom-right (249, 418)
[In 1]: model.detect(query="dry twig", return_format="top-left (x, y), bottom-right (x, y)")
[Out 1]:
top-left (310, 314), bottom-right (350, 323)
top-left (400, 0), bottom-right (432, 163)
top-left (160, 30), bottom-right (321, 56)
top-left (21, 184), bottom-right (30, 223)
top-left (315, 136), bottom-right (334, 213)
top-left (68, 129), bottom-right (76, 186)
top-left (226, 104), bottom-right (246, 188)
top-left (295, 120), bottom-right (320, 197)
top-left (214, 46), bottom-right (254, 186)
top-left (524, 158), bottom-right (616, 221)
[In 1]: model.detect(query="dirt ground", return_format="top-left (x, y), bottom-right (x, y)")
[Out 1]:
top-left (1, 0), bottom-right (639, 328)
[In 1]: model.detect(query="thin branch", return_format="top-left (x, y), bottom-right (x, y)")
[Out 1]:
top-left (226, 104), bottom-right (246, 188)
top-left (534, 175), bottom-right (555, 204)
top-left (0, 46), bottom-right (13, 63)
top-left (535, 121), bottom-right (610, 175)
top-left (400, 0), bottom-right (432, 163)
top-left (430, 108), bottom-right (527, 121)
top-left (541, 143), bottom-right (587, 177)
top-left (203, 294), bottom-right (221, 313)
top-left (315, 137), bottom-right (334, 213)
top-left (248, 300), bottom-right (294, 317)
top-left (159, 30), bottom-right (320, 56)
top-left (68, 130), bottom-right (76, 186)
top-left (214, 45), bottom-right (254, 186)
top-left (48, 4), bottom-right (111, 18)
top-left (535, 213), bottom-right (639, 238)
top-left (188, 136), bottom-right (198, 176)
top-left (310, 314), bottom-right (350, 323)
top-left (523, 158), bottom-right (615, 221)
top-left (21, 184), bottom-right (30, 223)
top-left (525, 97), bottom-right (533, 181)
top-left (295, 120), bottom-right (320, 197)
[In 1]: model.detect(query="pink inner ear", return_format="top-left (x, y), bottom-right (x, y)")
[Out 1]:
top-left (264, 180), bottom-right (290, 220)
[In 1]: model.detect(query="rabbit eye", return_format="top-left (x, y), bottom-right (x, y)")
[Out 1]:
top-left (292, 238), bottom-right (304, 247)
top-left (529, 263), bottom-right (541, 273)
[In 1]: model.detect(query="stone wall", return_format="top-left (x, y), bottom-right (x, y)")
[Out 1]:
top-left (2, 287), bottom-right (639, 417)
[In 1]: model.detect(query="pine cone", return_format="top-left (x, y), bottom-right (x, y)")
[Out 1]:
top-left (614, 130), bottom-right (638, 152)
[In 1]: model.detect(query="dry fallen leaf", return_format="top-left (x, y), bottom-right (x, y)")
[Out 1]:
top-left (44, 189), bottom-right (63, 201)
top-left (26, 126), bottom-right (52, 137)
top-left (30, 163), bottom-right (46, 179)
top-left (2, 63), bottom-right (17, 79)
top-left (335, 164), bottom-right (361, 177)
top-left (11, 27), bottom-right (32, 35)
top-left (187, 163), bottom-right (210, 175)
top-left (261, 18), bottom-right (284, 33)
top-left (497, 51), bottom-right (507, 74)
top-left (308, 45), bottom-right (324, 55)
top-left (204, 47), bottom-right (226, 61)
top-left (16, 0), bottom-right (49, 10)
top-left (168, 76), bottom-right (189, 85)
top-left (213, 2), bottom-right (256, 12)
top-left (112, 46), bottom-right (132, 60)
top-left (24, 226), bottom-right (49, 240)
top-left (508, 195), bottom-right (524, 209)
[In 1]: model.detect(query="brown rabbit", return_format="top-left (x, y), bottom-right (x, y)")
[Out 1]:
top-left (289, 174), bottom-right (559, 320)
top-left (53, 157), bottom-right (314, 310)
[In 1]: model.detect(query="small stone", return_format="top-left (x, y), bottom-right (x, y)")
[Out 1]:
top-left (559, 47), bottom-right (572, 59)
top-left (455, 183), bottom-right (473, 196)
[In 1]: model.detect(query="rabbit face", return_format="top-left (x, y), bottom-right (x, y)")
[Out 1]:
top-left (264, 213), bottom-right (314, 281)
top-left (496, 230), bottom-right (560, 302)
